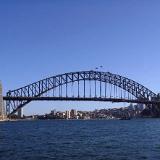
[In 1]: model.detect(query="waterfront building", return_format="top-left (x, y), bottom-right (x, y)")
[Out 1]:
top-left (65, 110), bottom-right (70, 119)
top-left (128, 104), bottom-right (135, 110)
top-left (137, 104), bottom-right (146, 110)
top-left (55, 111), bottom-right (65, 119)
top-left (70, 109), bottom-right (77, 119)
top-left (51, 109), bottom-right (56, 116)
top-left (83, 115), bottom-right (91, 120)
top-left (77, 112), bottom-right (83, 119)
top-left (62, 112), bottom-right (66, 118)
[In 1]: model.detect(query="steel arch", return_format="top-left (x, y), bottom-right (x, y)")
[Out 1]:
top-left (6, 70), bottom-right (156, 115)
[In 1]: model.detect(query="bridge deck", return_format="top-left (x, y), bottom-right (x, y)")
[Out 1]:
top-left (3, 96), bottom-right (160, 105)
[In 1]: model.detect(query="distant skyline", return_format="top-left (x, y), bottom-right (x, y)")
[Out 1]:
top-left (1, 0), bottom-right (160, 115)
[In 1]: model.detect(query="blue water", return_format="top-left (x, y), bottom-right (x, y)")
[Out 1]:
top-left (0, 119), bottom-right (160, 160)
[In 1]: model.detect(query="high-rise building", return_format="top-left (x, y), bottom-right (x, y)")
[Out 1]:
top-left (70, 109), bottom-right (77, 119)
top-left (65, 110), bottom-right (70, 119)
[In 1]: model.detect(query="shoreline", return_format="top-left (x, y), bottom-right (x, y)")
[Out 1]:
top-left (1, 117), bottom-right (160, 122)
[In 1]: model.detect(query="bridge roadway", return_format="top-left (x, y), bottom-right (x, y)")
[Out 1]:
top-left (3, 96), bottom-right (160, 105)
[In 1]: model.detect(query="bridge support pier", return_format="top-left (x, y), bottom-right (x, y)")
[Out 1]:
top-left (0, 82), bottom-right (6, 120)
top-left (141, 103), bottom-right (160, 118)
top-left (150, 95), bottom-right (160, 117)
top-left (150, 104), bottom-right (160, 117)
top-left (17, 108), bottom-right (23, 119)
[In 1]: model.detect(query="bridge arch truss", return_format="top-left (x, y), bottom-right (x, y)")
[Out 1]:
top-left (5, 70), bottom-right (156, 116)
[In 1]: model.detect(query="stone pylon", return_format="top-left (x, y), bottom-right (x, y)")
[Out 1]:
top-left (0, 81), bottom-right (6, 120)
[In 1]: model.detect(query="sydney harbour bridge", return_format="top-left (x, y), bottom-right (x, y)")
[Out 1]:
top-left (0, 70), bottom-right (160, 119)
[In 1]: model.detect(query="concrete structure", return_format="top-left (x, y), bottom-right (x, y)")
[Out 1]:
top-left (17, 108), bottom-right (23, 118)
top-left (0, 81), bottom-right (6, 120)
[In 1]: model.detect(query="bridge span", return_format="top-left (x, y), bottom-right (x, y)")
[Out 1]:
top-left (3, 96), bottom-right (160, 105)
top-left (1, 70), bottom-right (160, 117)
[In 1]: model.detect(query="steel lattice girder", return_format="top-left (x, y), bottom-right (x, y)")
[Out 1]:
top-left (5, 70), bottom-right (157, 115)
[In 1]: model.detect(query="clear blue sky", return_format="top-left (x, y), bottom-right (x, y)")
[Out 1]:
top-left (0, 0), bottom-right (160, 115)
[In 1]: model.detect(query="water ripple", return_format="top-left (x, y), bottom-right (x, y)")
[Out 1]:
top-left (0, 119), bottom-right (160, 160)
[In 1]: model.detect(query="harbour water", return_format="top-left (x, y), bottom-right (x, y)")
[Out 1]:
top-left (0, 119), bottom-right (160, 160)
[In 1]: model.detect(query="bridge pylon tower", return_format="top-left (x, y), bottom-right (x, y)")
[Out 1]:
top-left (0, 81), bottom-right (6, 120)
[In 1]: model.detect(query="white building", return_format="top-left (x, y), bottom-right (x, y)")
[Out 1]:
top-left (65, 110), bottom-right (70, 119)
